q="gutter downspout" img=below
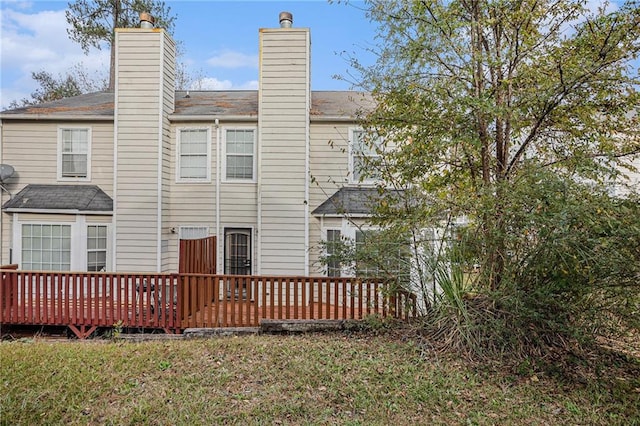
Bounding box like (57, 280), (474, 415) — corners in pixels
(256, 34), (263, 275)
(156, 33), (165, 273)
(112, 36), (120, 271)
(304, 29), (310, 276)
(215, 119), (221, 273)
(0, 119), (3, 265)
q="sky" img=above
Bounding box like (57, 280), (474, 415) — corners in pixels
(0, 0), (378, 110)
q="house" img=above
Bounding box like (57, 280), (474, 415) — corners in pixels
(0, 12), (377, 277)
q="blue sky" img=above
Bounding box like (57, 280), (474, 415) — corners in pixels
(0, 1), (378, 109)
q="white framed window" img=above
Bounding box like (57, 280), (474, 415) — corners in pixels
(177, 128), (211, 182)
(354, 228), (411, 280)
(349, 128), (381, 184)
(14, 217), (112, 272)
(223, 128), (256, 182)
(179, 225), (209, 240)
(87, 225), (108, 271)
(325, 229), (342, 277)
(324, 221), (409, 280)
(355, 229), (382, 278)
(21, 224), (72, 271)
(58, 127), (91, 180)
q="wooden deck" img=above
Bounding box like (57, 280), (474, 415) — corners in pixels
(1, 269), (417, 338)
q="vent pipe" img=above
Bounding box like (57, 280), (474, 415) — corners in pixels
(139, 12), (155, 29)
(279, 11), (293, 28)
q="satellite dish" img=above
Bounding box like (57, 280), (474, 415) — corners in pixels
(0, 164), (15, 183)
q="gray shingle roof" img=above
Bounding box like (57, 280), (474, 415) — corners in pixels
(3, 185), (113, 213)
(0, 92), (115, 118)
(312, 187), (385, 216)
(0, 91), (373, 119)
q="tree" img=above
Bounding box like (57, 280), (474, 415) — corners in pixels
(345, 0), (640, 353)
(66, 0), (176, 90)
(8, 65), (107, 108)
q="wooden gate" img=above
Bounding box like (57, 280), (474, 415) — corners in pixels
(179, 236), (217, 274)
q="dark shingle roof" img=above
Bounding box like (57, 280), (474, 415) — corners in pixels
(312, 187), (384, 216)
(0, 91), (373, 119)
(3, 185), (113, 213)
(173, 90), (258, 116)
(0, 92), (115, 117)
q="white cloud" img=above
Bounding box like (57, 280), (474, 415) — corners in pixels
(191, 77), (233, 90)
(190, 77), (258, 91)
(239, 80), (259, 90)
(0, 7), (109, 109)
(206, 50), (258, 69)
(0, 87), (27, 108)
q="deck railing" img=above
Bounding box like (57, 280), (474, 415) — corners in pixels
(179, 274), (416, 328)
(0, 271), (180, 338)
(1, 269), (417, 338)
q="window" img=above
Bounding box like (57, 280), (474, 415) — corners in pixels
(224, 129), (255, 181)
(355, 229), (410, 280)
(326, 229), (342, 277)
(87, 225), (107, 271)
(179, 226), (209, 240)
(59, 127), (90, 179)
(177, 128), (210, 181)
(350, 129), (381, 184)
(355, 230), (378, 277)
(21, 224), (71, 271)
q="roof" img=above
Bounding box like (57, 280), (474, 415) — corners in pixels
(0, 90), (373, 120)
(0, 92), (115, 118)
(3, 184), (113, 213)
(312, 187), (385, 216)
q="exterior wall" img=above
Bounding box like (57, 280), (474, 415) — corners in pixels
(166, 121), (216, 271)
(114, 28), (174, 272)
(258, 27), (310, 275)
(308, 122), (352, 275)
(615, 155), (640, 196)
(0, 120), (114, 266)
(164, 120), (259, 273)
(630, 156), (640, 191)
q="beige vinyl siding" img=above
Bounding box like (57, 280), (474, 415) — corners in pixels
(16, 213), (76, 222)
(164, 122), (216, 271)
(0, 121), (114, 264)
(16, 214), (112, 224)
(160, 32), (175, 271)
(220, 184), (257, 223)
(258, 28), (309, 275)
(0, 121), (114, 193)
(114, 28), (173, 272)
(308, 123), (352, 274)
(164, 120), (260, 272)
(87, 216), (113, 224)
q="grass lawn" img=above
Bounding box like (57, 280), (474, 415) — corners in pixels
(1, 332), (639, 425)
